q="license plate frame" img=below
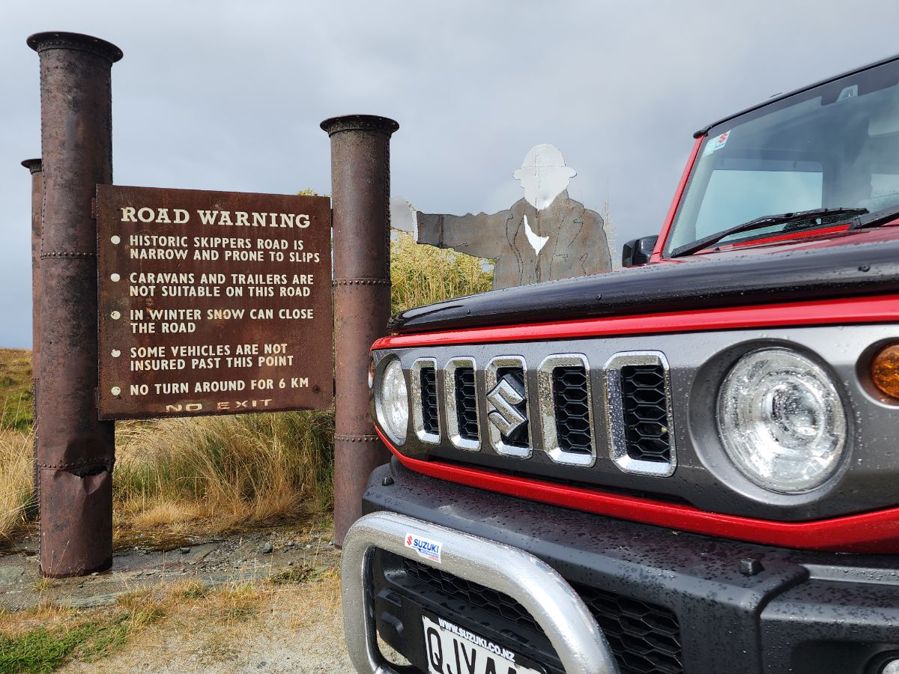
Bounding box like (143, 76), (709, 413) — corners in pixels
(421, 611), (546, 674)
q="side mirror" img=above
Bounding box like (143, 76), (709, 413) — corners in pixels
(622, 236), (658, 267)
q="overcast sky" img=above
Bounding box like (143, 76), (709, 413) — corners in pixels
(2, 1), (898, 347)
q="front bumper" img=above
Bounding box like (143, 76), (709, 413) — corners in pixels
(354, 458), (899, 674)
(343, 511), (617, 674)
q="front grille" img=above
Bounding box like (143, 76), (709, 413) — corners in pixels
(403, 558), (535, 629)
(579, 585), (682, 674)
(552, 366), (592, 454)
(398, 555), (683, 674)
(621, 363), (670, 463)
(424, 350), (673, 473)
(454, 367), (479, 441)
(419, 367), (439, 435)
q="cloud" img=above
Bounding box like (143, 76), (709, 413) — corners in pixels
(2, 0), (898, 346)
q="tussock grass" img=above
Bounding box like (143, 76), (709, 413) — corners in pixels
(114, 410), (334, 541)
(170, 579), (210, 600)
(391, 233), (493, 313)
(0, 236), (492, 542)
(0, 411), (335, 543)
(0, 429), (33, 541)
(0, 349), (37, 541)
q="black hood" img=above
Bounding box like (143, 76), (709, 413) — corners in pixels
(389, 237), (899, 334)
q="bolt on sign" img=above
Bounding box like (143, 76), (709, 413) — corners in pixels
(96, 185), (333, 419)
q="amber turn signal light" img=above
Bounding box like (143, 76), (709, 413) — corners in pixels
(871, 344), (899, 400)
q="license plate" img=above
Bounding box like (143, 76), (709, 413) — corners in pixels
(421, 613), (544, 674)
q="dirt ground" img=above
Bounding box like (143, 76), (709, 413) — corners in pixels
(0, 522), (355, 673)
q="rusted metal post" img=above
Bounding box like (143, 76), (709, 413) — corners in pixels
(28, 32), (122, 577)
(22, 158), (42, 519)
(321, 115), (398, 546)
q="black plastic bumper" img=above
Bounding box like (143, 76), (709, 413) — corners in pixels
(362, 458), (899, 674)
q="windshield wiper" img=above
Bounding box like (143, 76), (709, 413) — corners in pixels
(669, 207), (868, 258)
(850, 205), (899, 230)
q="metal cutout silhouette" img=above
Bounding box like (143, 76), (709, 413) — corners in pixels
(417, 144), (612, 289)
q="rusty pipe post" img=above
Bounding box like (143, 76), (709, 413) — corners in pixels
(28, 32), (122, 577)
(321, 115), (398, 546)
(22, 158), (42, 520)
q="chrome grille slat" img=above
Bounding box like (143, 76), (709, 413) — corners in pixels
(538, 354), (597, 467)
(444, 357), (480, 451)
(420, 368), (439, 435)
(454, 368), (479, 441)
(604, 351), (676, 477)
(410, 358), (439, 444)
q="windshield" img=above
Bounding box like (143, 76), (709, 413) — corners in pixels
(665, 58), (899, 255)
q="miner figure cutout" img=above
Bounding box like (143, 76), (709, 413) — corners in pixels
(416, 144), (612, 289)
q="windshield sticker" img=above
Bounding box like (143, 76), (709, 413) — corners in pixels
(703, 130), (731, 156)
(405, 532), (442, 563)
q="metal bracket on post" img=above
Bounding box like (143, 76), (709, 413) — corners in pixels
(28, 32), (122, 577)
(321, 115), (399, 546)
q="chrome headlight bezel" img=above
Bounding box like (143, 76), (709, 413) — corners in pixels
(374, 356), (409, 446)
(716, 347), (848, 494)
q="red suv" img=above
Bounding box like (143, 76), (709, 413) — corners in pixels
(343, 55), (899, 674)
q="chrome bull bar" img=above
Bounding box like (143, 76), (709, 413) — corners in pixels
(341, 511), (619, 674)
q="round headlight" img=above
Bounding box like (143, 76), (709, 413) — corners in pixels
(376, 359), (409, 444)
(717, 348), (847, 493)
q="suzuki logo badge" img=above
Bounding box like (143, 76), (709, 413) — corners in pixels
(486, 375), (527, 437)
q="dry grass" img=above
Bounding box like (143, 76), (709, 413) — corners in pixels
(0, 601), (77, 638)
(391, 232), (493, 313)
(0, 349), (37, 541)
(0, 571), (344, 673)
(113, 410), (334, 543)
(0, 411), (335, 544)
(0, 410), (335, 544)
(0, 429), (33, 542)
(51, 570), (346, 672)
(0, 592), (166, 673)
